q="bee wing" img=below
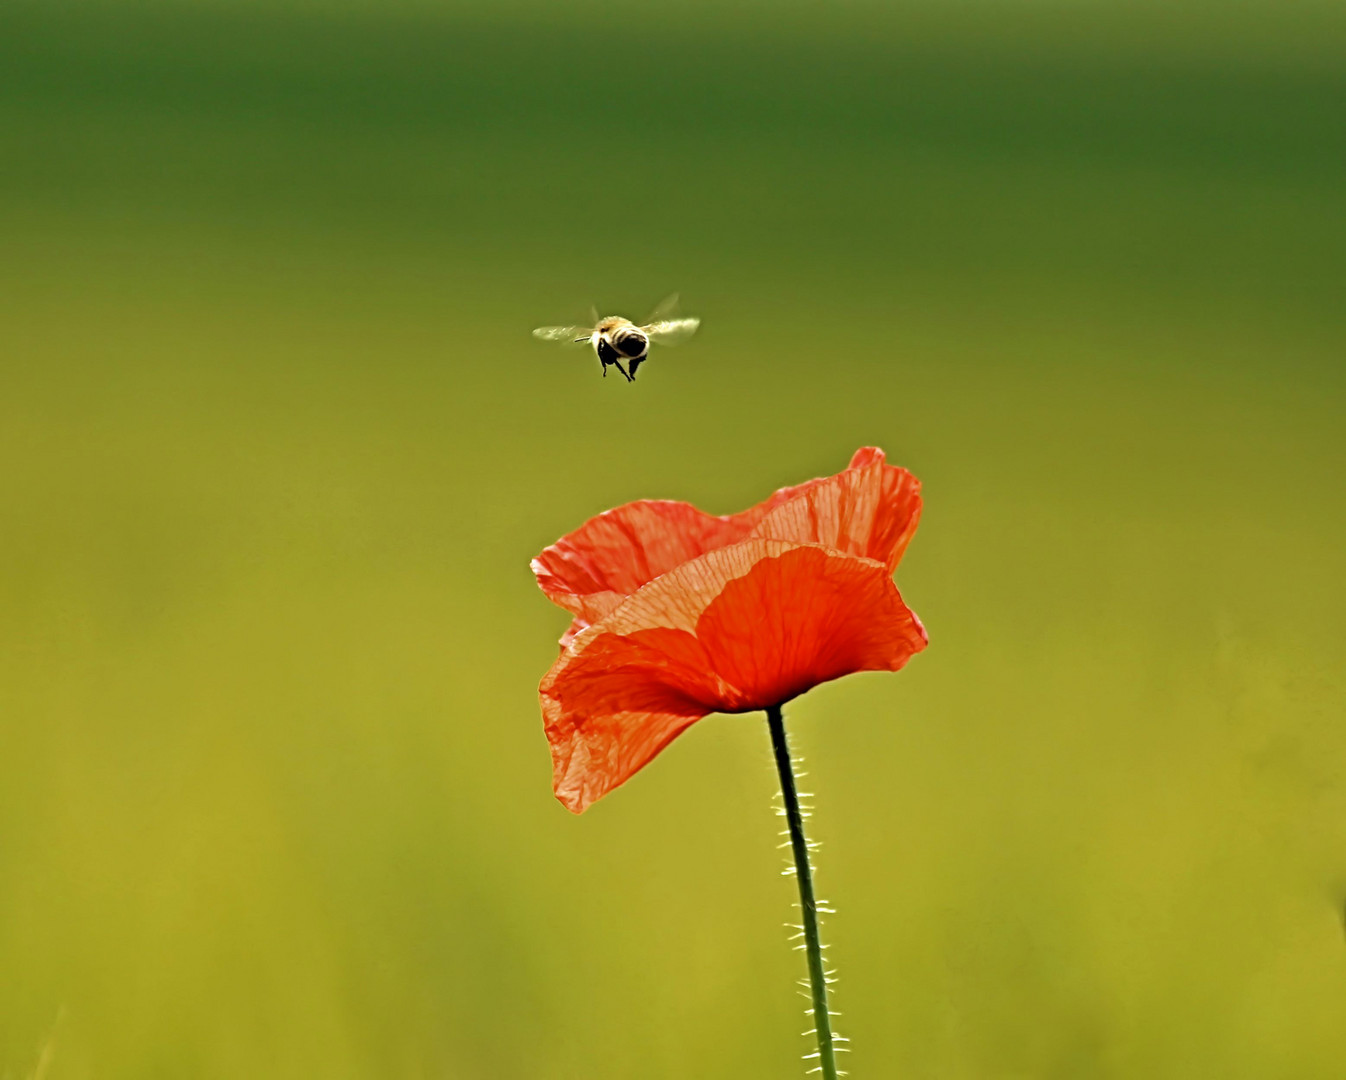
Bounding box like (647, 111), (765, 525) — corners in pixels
(643, 316), (700, 345)
(646, 293), (682, 322)
(532, 325), (594, 346)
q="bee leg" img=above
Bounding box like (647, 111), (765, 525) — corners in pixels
(613, 359), (632, 382)
(597, 338), (619, 380)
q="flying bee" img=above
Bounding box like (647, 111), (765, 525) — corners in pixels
(532, 294), (700, 381)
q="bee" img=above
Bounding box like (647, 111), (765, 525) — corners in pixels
(532, 294), (700, 381)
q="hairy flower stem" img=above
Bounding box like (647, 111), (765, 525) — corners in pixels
(766, 703), (840, 1080)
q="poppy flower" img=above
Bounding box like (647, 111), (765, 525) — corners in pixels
(533, 447), (926, 813)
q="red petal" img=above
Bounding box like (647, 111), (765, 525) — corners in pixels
(540, 539), (926, 812)
(532, 448), (922, 649)
(540, 629), (724, 813)
(695, 544), (926, 705)
(750, 449), (922, 571)
(532, 500), (754, 631)
(847, 446), (887, 469)
(530, 482), (836, 644)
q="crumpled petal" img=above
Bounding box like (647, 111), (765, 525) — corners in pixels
(541, 539), (927, 812)
(531, 500), (755, 636)
(531, 447), (917, 644)
(749, 449), (922, 571)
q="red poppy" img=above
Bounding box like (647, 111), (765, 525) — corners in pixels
(533, 448), (927, 812)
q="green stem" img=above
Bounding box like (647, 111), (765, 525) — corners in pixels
(766, 703), (840, 1080)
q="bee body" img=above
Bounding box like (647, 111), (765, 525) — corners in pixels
(533, 296), (699, 382)
(593, 318), (651, 378)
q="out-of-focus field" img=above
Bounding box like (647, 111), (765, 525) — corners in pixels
(1, 2), (1344, 1076)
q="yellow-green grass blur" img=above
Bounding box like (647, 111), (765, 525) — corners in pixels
(2, 1), (1344, 1076)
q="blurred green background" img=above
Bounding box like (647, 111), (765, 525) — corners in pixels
(2, 1), (1345, 1076)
